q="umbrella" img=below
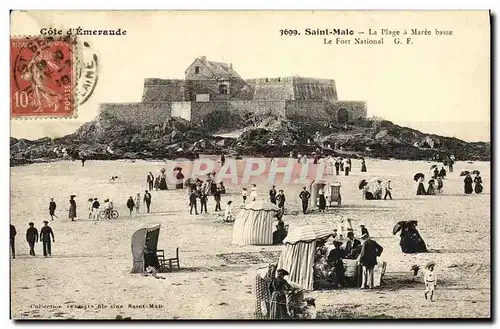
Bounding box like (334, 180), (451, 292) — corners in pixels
(430, 164), (438, 170)
(358, 179), (368, 190)
(413, 173), (425, 181)
(392, 221), (407, 235)
(70, 194), (76, 198)
(460, 170), (470, 176)
(283, 223), (335, 244)
(472, 170), (480, 175)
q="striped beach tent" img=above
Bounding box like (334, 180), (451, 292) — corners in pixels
(232, 200), (279, 246)
(277, 223), (335, 290)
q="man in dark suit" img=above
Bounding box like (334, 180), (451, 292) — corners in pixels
(10, 224), (17, 259)
(358, 233), (383, 289)
(344, 231), (361, 258)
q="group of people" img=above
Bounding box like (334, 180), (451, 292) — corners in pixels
(463, 172), (483, 195)
(187, 173), (230, 220)
(362, 179), (393, 200)
(10, 221), (55, 258)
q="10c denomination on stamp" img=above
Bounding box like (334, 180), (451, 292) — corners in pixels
(10, 36), (76, 118)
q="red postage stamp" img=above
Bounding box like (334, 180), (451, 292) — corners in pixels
(10, 36), (76, 118)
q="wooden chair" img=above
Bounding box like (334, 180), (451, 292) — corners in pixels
(157, 248), (180, 272)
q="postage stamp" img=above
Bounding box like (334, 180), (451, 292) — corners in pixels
(10, 36), (76, 119)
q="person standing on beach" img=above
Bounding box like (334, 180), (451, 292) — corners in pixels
(276, 190), (286, 213)
(91, 198), (100, 220)
(299, 187), (311, 214)
(40, 221), (55, 257)
(26, 222), (38, 256)
(383, 180), (393, 200)
(335, 159), (340, 175)
(135, 193), (141, 214)
(10, 224), (16, 259)
(424, 261), (437, 302)
(242, 187), (248, 204)
(250, 184), (258, 202)
(49, 198), (58, 220)
(361, 158), (367, 172)
(69, 195), (77, 221)
(199, 190), (208, 214)
(358, 233), (383, 289)
(126, 197), (135, 217)
(189, 189), (198, 215)
(147, 172), (154, 191)
(269, 186), (277, 204)
(143, 190), (152, 213)
(221, 154), (226, 167)
(214, 188), (222, 212)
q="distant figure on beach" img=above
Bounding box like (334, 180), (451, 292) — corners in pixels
(399, 221), (428, 254)
(242, 187), (248, 204)
(126, 197), (135, 217)
(109, 176), (119, 182)
(143, 190), (152, 213)
(269, 185), (277, 204)
(359, 233), (383, 289)
(464, 174), (473, 194)
(221, 154), (226, 167)
(424, 261), (437, 302)
(474, 174), (483, 194)
(436, 177), (444, 194)
(87, 198), (93, 219)
(374, 181), (383, 200)
(92, 198), (100, 220)
(273, 220), (287, 245)
(214, 188), (222, 212)
(154, 176), (160, 191)
(26, 222), (38, 256)
(250, 184), (258, 202)
(147, 172), (154, 191)
(448, 155), (455, 173)
(189, 190), (198, 215)
(69, 195), (77, 221)
(416, 177), (426, 195)
(433, 167), (439, 179)
(426, 180), (436, 195)
(335, 159), (340, 175)
(276, 190), (286, 213)
(339, 157), (344, 172)
(299, 187), (311, 214)
(224, 201), (233, 222)
(10, 224), (16, 259)
(158, 172), (168, 190)
(344, 158), (351, 176)
(81, 158), (86, 167)
(199, 190), (208, 214)
(40, 221), (55, 257)
(383, 180), (392, 200)
(318, 189), (326, 212)
(361, 158), (367, 172)
(49, 198), (58, 220)
(219, 181), (226, 194)
(439, 167), (446, 178)
(135, 193), (141, 214)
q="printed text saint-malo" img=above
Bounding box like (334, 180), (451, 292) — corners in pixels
(305, 28), (355, 36)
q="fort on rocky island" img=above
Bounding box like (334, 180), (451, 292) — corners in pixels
(99, 56), (367, 128)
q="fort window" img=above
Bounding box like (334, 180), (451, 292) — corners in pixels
(195, 66), (200, 74)
(219, 84), (228, 95)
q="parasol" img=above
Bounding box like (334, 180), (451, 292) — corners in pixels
(392, 221), (407, 235)
(472, 170), (480, 175)
(160, 168), (166, 173)
(460, 170), (470, 176)
(413, 173), (425, 182)
(358, 179), (368, 190)
(430, 164), (438, 170)
(70, 194), (76, 198)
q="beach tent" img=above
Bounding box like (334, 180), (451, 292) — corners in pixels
(277, 223), (335, 290)
(232, 200), (279, 246)
(309, 180), (327, 209)
(131, 225), (161, 273)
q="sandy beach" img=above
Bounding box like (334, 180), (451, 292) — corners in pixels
(10, 158), (490, 319)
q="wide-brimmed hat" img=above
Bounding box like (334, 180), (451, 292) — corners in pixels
(29, 222), (34, 226)
(43, 221), (49, 224)
(425, 261), (436, 269)
(277, 269), (289, 276)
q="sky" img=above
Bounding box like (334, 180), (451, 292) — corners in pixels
(10, 10), (490, 142)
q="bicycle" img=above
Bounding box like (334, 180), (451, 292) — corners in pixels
(99, 209), (119, 220)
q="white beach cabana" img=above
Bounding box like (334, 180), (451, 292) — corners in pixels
(232, 200), (279, 246)
(276, 223), (335, 290)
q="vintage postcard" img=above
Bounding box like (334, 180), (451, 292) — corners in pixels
(9, 10), (491, 320)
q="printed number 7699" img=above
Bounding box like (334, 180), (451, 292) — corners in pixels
(280, 29), (299, 36)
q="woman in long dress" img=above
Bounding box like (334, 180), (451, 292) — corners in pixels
(464, 174), (473, 194)
(254, 264), (276, 319)
(361, 158), (367, 172)
(416, 177), (426, 195)
(269, 269), (292, 319)
(474, 175), (483, 194)
(426, 180), (436, 195)
(318, 189), (327, 211)
(68, 195), (77, 221)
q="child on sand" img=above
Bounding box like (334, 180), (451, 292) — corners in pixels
(242, 188), (248, 204)
(224, 201), (233, 222)
(424, 261), (437, 301)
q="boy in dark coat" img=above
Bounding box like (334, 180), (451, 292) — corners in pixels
(40, 221), (55, 257)
(26, 222), (39, 256)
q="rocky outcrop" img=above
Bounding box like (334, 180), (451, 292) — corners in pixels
(10, 115), (490, 166)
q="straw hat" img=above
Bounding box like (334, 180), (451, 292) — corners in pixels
(425, 261), (436, 269)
